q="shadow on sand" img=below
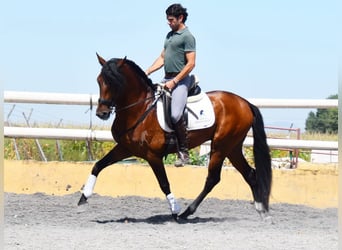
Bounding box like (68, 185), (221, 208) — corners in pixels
(92, 214), (234, 225)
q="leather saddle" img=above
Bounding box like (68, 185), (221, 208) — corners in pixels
(161, 75), (201, 128)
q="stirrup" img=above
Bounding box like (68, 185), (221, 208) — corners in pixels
(174, 152), (189, 167)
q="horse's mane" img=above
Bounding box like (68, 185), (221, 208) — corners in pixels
(124, 59), (156, 90)
(101, 59), (124, 88)
(102, 58), (156, 91)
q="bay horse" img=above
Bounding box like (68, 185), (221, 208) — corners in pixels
(78, 54), (272, 220)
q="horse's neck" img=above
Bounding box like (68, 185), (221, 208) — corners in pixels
(116, 83), (152, 112)
(112, 86), (154, 140)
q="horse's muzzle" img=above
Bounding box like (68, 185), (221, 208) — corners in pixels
(96, 110), (111, 120)
(97, 98), (113, 120)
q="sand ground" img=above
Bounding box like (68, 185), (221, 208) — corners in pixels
(4, 160), (338, 249)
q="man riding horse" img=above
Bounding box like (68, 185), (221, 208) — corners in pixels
(145, 4), (196, 167)
(78, 3), (272, 221)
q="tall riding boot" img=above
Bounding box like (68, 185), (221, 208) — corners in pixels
(173, 117), (189, 167)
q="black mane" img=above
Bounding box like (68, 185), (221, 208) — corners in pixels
(124, 59), (156, 90)
(101, 58), (125, 91)
(102, 58), (156, 91)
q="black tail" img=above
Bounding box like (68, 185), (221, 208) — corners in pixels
(249, 103), (272, 211)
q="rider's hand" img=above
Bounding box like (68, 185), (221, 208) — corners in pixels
(164, 79), (177, 91)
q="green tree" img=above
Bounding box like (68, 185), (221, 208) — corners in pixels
(305, 94), (338, 133)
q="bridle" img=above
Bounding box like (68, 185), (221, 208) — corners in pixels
(98, 98), (115, 112)
(98, 87), (165, 140)
(98, 95), (155, 114)
(97, 57), (166, 138)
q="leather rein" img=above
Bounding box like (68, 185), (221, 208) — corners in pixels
(98, 89), (164, 139)
(98, 95), (155, 113)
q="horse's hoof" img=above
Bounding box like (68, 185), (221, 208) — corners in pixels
(263, 214), (274, 224)
(172, 214), (178, 221)
(77, 194), (88, 206)
(259, 211), (274, 224)
(178, 212), (189, 220)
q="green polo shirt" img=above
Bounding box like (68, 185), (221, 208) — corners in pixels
(164, 27), (196, 73)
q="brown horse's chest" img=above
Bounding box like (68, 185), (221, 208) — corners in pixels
(112, 117), (165, 149)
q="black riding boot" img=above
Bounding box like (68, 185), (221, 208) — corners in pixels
(173, 117), (189, 167)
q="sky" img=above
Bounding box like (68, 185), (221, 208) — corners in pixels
(1, 0), (338, 131)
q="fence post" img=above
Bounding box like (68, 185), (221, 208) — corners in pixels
(56, 119), (63, 161)
(6, 105), (20, 160)
(22, 110), (47, 162)
(85, 95), (94, 161)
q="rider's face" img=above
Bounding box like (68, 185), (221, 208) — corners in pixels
(167, 15), (183, 31)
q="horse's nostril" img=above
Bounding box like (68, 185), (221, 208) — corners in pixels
(96, 111), (110, 120)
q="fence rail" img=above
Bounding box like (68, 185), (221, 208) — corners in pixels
(4, 91), (338, 151)
(4, 91), (338, 108)
(4, 126), (338, 151)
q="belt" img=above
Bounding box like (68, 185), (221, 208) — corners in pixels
(165, 72), (179, 78)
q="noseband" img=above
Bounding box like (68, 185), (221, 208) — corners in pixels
(98, 98), (115, 111)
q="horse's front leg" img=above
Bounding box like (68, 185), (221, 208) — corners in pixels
(78, 145), (132, 205)
(148, 158), (181, 218)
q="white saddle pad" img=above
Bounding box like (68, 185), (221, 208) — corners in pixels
(156, 92), (215, 132)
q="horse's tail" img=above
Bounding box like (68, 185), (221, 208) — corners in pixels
(249, 103), (272, 211)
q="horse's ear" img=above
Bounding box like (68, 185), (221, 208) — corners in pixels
(117, 56), (127, 68)
(96, 53), (106, 66)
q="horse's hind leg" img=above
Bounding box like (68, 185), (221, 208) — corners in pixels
(227, 145), (265, 213)
(179, 152), (224, 219)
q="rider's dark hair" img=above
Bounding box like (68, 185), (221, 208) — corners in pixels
(166, 4), (188, 23)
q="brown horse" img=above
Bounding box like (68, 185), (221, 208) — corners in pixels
(78, 54), (272, 220)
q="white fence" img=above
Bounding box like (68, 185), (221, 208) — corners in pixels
(3, 126), (338, 151)
(4, 90), (338, 108)
(4, 91), (338, 151)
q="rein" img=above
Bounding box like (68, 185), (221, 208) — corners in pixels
(119, 96), (160, 137)
(115, 96), (155, 112)
(98, 95), (154, 113)
(115, 92), (162, 139)
(109, 88), (165, 139)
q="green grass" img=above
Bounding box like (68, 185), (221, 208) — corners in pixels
(301, 132), (338, 141)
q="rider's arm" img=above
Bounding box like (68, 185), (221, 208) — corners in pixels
(165, 51), (196, 90)
(145, 49), (165, 76)
(173, 51), (196, 84)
